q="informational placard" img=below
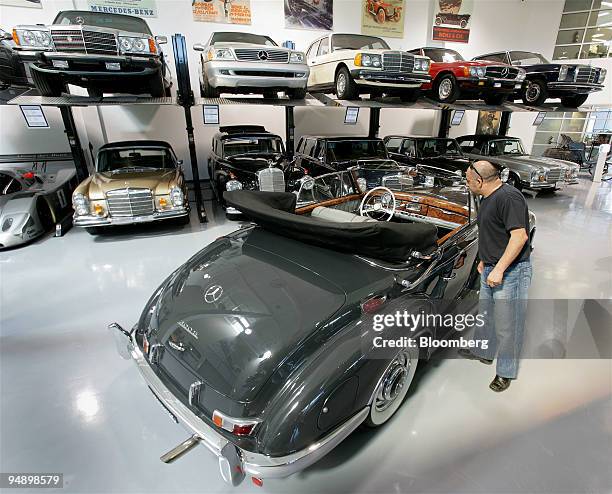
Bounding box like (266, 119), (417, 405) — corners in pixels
(344, 107), (360, 125)
(20, 105), (49, 128)
(285, 0), (333, 31)
(193, 0), (251, 25)
(451, 110), (465, 126)
(87, 0), (157, 17)
(203, 105), (220, 125)
(0, 0), (42, 8)
(432, 0), (474, 44)
(361, 0), (405, 38)
(533, 112), (547, 126)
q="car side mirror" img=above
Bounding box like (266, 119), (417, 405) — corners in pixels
(193, 43), (206, 52)
(155, 35), (168, 45)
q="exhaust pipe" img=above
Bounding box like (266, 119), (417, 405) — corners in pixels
(160, 434), (201, 464)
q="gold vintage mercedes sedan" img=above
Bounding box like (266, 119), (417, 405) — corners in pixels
(72, 141), (189, 234)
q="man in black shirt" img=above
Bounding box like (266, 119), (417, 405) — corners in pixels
(460, 160), (532, 392)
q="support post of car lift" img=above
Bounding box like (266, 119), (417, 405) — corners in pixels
(285, 106), (295, 159)
(369, 107), (381, 138)
(499, 111), (512, 136)
(59, 105), (89, 183)
(173, 33), (207, 223)
(438, 108), (452, 138)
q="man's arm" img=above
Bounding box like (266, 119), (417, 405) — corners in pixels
(486, 228), (528, 287)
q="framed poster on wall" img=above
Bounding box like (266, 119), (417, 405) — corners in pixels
(361, 0), (405, 39)
(285, 0), (333, 31)
(476, 110), (501, 135)
(87, 0), (157, 17)
(0, 0), (42, 8)
(432, 0), (474, 43)
(193, 0), (251, 25)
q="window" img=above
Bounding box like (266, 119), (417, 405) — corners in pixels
(554, 0), (611, 59)
(97, 147), (175, 172)
(331, 34), (390, 51)
(53, 10), (151, 34)
(509, 51), (550, 65)
(223, 137), (284, 157)
(384, 137), (403, 153)
(475, 53), (509, 64)
(423, 48), (464, 63)
(403, 140), (416, 157)
(303, 138), (316, 157)
(531, 111), (589, 156)
(307, 40), (321, 61)
(317, 39), (330, 57)
(416, 138), (463, 157)
(210, 32), (277, 46)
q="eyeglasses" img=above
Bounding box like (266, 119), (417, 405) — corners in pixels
(469, 163), (499, 181)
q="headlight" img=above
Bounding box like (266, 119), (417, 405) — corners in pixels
(357, 177), (367, 193)
(470, 67), (486, 78)
(170, 186), (184, 207)
(119, 36), (154, 54)
(13, 29), (53, 49)
(558, 65), (569, 81)
(362, 54), (373, 67)
(289, 52), (304, 63)
(424, 176), (435, 187)
(500, 168), (510, 182)
(72, 193), (90, 216)
(530, 169), (547, 182)
(598, 68), (607, 83)
(355, 53), (381, 68)
(414, 58), (429, 72)
(225, 180), (242, 191)
(208, 47), (234, 61)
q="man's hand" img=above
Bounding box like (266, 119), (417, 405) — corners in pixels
(486, 266), (504, 287)
(477, 260), (484, 274)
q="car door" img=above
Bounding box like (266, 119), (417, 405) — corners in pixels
(306, 39), (322, 88)
(308, 36), (334, 89)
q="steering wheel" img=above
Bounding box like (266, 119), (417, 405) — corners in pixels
(359, 187), (397, 222)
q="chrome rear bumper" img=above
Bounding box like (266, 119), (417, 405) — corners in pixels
(112, 324), (368, 486)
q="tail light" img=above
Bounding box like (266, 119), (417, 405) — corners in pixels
(212, 410), (260, 436)
(361, 295), (387, 314)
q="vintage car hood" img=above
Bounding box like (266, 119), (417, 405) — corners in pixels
(494, 154), (568, 170)
(225, 154), (285, 174)
(85, 169), (175, 199)
(147, 228), (348, 403)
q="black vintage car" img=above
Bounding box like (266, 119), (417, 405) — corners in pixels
(111, 167), (492, 486)
(473, 50), (606, 107)
(294, 135), (396, 177)
(11, 10), (171, 97)
(208, 125), (304, 218)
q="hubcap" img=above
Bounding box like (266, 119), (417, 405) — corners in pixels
(526, 82), (540, 102)
(337, 73), (347, 96)
(439, 78), (453, 99)
(375, 352), (410, 412)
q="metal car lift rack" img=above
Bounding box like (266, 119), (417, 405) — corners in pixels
(4, 34), (606, 226)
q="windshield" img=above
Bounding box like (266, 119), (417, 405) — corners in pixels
(488, 139), (526, 156)
(332, 34), (389, 50)
(424, 48), (464, 63)
(326, 140), (388, 162)
(417, 138), (463, 157)
(296, 170), (357, 207)
(211, 32), (277, 46)
(223, 137), (284, 157)
(53, 11), (151, 34)
(97, 147), (175, 173)
(510, 51), (549, 65)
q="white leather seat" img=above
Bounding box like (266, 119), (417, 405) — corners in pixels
(311, 206), (377, 223)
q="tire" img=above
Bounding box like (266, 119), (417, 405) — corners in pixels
(560, 94), (588, 108)
(432, 74), (459, 103)
(31, 69), (66, 97)
(86, 227), (102, 236)
(460, 19), (468, 28)
(435, 15), (442, 25)
(335, 66), (358, 100)
(201, 73), (220, 98)
(483, 93), (508, 106)
(148, 73), (165, 97)
(365, 347), (418, 427)
(522, 79), (548, 106)
(400, 89), (420, 103)
(507, 173), (522, 191)
(287, 87), (307, 99)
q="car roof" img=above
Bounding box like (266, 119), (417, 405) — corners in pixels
(99, 140), (172, 149)
(457, 134), (519, 141)
(300, 135), (383, 141)
(385, 135), (456, 139)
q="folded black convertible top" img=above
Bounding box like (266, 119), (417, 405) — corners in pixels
(224, 191), (438, 262)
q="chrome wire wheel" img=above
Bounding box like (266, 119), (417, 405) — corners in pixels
(367, 348), (418, 427)
(439, 78), (453, 100)
(526, 82), (541, 102)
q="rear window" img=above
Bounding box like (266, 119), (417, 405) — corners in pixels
(53, 11), (151, 34)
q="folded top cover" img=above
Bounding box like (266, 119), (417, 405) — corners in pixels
(224, 190), (438, 262)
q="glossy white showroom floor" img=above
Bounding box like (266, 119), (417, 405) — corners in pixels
(1, 178), (611, 494)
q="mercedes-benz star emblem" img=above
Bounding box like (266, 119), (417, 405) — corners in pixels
(204, 285), (223, 303)
(67, 36), (73, 43)
(501, 67), (509, 78)
(258, 50), (268, 61)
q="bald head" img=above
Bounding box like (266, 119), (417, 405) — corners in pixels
(472, 160), (500, 182)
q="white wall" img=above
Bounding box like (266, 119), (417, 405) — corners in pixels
(2, 0), (607, 179)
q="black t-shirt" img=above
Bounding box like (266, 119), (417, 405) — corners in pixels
(477, 183), (530, 266)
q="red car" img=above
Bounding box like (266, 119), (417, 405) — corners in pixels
(408, 47), (526, 105)
(365, 0), (401, 23)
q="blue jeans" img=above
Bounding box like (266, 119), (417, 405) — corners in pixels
(471, 260), (532, 379)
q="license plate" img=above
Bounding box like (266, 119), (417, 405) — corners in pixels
(494, 82), (501, 88)
(149, 387), (179, 424)
(105, 62), (121, 71)
(515, 84), (522, 89)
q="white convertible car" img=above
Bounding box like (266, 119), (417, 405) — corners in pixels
(306, 33), (431, 101)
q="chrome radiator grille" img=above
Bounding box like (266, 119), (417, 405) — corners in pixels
(234, 48), (289, 63)
(485, 66), (520, 79)
(51, 29), (118, 55)
(382, 52), (415, 73)
(106, 188), (154, 217)
(546, 167), (564, 183)
(575, 67), (598, 84)
(257, 167), (285, 192)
